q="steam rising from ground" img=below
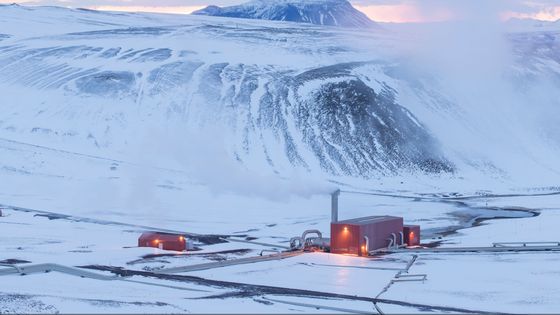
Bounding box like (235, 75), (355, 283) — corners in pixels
(123, 122), (335, 204)
(173, 125), (336, 200)
(389, 0), (560, 181)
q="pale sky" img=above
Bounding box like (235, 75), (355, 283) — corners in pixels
(1, 0), (559, 23)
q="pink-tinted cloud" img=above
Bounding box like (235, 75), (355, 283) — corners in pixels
(505, 5), (560, 21)
(354, 3), (452, 23)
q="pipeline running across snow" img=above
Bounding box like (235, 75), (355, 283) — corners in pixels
(80, 264), (507, 314)
(0, 260), (507, 314)
(0, 263), (209, 292)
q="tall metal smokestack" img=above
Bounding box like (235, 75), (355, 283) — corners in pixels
(331, 189), (340, 223)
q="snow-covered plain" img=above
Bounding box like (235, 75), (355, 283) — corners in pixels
(2, 192), (560, 313)
(0, 3), (560, 314)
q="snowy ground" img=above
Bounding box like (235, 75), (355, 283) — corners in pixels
(2, 167), (559, 313)
(1, 4), (560, 314)
(1, 121), (559, 313)
(2, 115), (558, 313)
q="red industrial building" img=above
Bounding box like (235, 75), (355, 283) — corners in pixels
(138, 232), (189, 251)
(331, 216), (404, 256)
(404, 225), (420, 246)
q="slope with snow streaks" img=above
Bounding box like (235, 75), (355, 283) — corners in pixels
(292, 64), (451, 175)
(0, 17), (450, 178)
(1, 5), (559, 183)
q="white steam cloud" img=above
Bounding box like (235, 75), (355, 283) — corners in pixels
(121, 120), (335, 204)
(391, 0), (560, 182)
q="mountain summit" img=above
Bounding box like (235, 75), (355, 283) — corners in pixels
(192, 0), (378, 28)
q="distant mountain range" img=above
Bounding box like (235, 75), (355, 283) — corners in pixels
(192, 0), (378, 28)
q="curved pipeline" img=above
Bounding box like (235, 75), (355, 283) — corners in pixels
(0, 263), (118, 280)
(0, 263), (209, 292)
(290, 237), (303, 250)
(301, 230), (322, 242)
(386, 237), (394, 249)
(390, 233), (397, 249)
(0, 263), (22, 273)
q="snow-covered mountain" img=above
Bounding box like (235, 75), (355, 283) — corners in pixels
(0, 4), (558, 188)
(0, 4), (451, 180)
(192, 0), (378, 28)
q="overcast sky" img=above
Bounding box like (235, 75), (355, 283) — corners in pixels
(1, 0), (559, 22)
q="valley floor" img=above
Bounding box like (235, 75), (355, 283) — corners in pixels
(1, 138), (560, 314)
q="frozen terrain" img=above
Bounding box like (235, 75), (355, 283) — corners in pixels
(0, 3), (560, 314)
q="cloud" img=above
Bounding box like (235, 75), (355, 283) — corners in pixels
(505, 4), (560, 21)
(383, 0), (560, 179)
(355, 0), (560, 23)
(354, 3), (451, 23)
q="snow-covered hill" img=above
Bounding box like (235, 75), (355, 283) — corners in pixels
(0, 4), (558, 189)
(0, 4), (451, 180)
(192, 0), (378, 28)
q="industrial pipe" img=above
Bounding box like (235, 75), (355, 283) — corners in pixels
(0, 263), (22, 273)
(301, 230), (322, 242)
(399, 231), (405, 247)
(331, 189), (340, 223)
(260, 249), (281, 256)
(363, 236), (370, 254)
(390, 233), (397, 249)
(301, 230), (324, 249)
(291, 238), (301, 249)
(0, 263), (118, 280)
(289, 237), (303, 250)
(305, 237), (330, 250)
(387, 237), (394, 249)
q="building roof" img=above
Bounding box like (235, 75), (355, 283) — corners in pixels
(335, 216), (402, 226)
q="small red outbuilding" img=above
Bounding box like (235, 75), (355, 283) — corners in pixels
(138, 232), (188, 251)
(403, 225), (421, 246)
